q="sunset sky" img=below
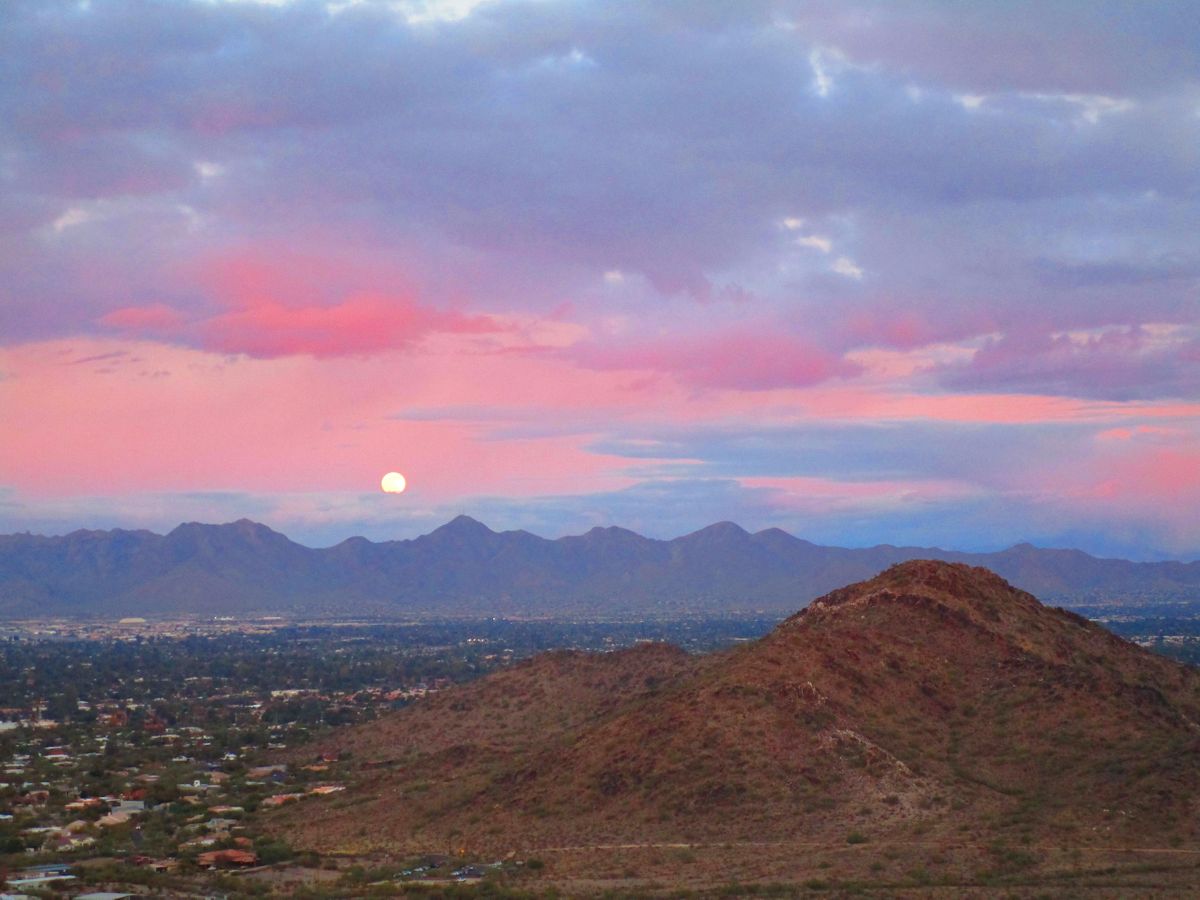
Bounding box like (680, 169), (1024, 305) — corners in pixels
(2, 0), (1198, 558)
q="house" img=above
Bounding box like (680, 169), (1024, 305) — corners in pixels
(178, 780), (218, 794)
(197, 848), (258, 868)
(50, 832), (95, 851)
(65, 797), (105, 811)
(4, 877), (75, 890)
(178, 835), (218, 850)
(261, 793), (304, 808)
(6, 864), (76, 889)
(16, 863), (73, 878)
(308, 784), (345, 795)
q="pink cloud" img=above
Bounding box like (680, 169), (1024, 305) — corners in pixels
(1077, 447), (1200, 554)
(842, 309), (963, 350)
(100, 250), (499, 359)
(202, 291), (494, 359)
(740, 475), (980, 512)
(101, 303), (187, 332)
(1095, 424), (1186, 442)
(0, 337), (662, 499)
(4, 329), (1197, 552)
(1084, 449), (1200, 504)
(576, 331), (863, 391)
(791, 383), (1200, 427)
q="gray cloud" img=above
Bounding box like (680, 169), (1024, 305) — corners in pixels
(2, 0), (1197, 356)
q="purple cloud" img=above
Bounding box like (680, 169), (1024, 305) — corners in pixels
(936, 326), (1200, 401)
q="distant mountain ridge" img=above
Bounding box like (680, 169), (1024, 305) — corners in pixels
(1, 515), (1198, 618)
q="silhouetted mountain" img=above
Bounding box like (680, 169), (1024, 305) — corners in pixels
(274, 562), (1200, 863)
(1, 517), (1198, 617)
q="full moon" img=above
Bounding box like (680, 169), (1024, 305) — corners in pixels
(380, 471), (407, 494)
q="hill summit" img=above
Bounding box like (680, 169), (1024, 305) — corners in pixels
(274, 561), (1200, 870)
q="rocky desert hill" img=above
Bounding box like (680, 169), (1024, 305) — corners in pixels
(273, 561), (1200, 881)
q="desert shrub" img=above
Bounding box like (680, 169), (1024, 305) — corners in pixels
(255, 836), (295, 865)
(905, 866), (933, 885)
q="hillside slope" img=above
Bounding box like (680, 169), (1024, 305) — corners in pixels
(273, 561), (1200, 860)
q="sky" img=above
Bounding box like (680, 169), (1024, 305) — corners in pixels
(1, 0), (1198, 559)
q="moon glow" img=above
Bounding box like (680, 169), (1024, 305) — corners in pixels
(380, 471), (407, 494)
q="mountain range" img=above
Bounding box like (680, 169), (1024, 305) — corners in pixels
(271, 561), (1200, 888)
(2, 516), (1199, 618)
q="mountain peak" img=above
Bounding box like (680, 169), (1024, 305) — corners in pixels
(229, 518), (284, 536)
(167, 519), (286, 542)
(581, 525), (644, 540)
(429, 515), (494, 538)
(682, 521), (750, 541)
